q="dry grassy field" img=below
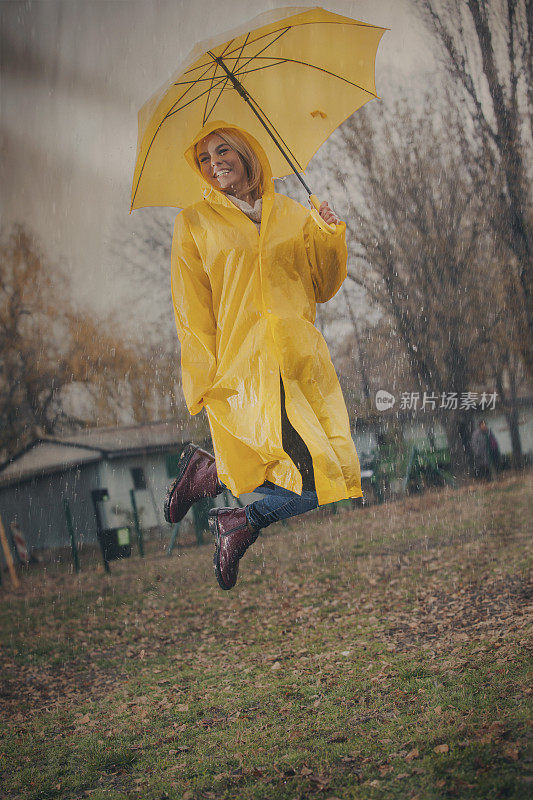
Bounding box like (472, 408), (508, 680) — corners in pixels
(1, 472), (531, 799)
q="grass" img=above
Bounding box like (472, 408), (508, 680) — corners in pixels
(0, 472), (531, 799)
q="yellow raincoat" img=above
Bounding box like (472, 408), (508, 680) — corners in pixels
(171, 121), (361, 506)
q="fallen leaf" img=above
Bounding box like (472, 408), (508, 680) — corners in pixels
(327, 733), (347, 743)
(271, 661), (282, 670)
(249, 768), (264, 777)
(405, 748), (419, 762)
(503, 745), (519, 761)
(434, 744), (449, 754)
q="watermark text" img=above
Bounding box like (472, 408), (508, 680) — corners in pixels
(375, 390), (498, 412)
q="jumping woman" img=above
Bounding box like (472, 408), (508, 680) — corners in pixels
(164, 121), (362, 590)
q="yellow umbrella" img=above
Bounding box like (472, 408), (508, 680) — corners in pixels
(131, 5), (386, 211)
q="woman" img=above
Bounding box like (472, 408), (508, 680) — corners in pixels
(164, 120), (362, 590)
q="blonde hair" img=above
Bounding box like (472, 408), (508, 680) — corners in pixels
(196, 128), (264, 202)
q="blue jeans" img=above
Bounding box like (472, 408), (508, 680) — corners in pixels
(243, 483), (318, 530)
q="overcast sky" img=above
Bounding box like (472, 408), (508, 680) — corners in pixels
(1, 0), (437, 322)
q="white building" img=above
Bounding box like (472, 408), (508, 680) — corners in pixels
(0, 420), (209, 553)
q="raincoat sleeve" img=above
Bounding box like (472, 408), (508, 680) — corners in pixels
(171, 212), (217, 415)
(303, 211), (348, 303)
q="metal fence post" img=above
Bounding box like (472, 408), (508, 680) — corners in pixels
(402, 445), (417, 494)
(129, 489), (145, 557)
(0, 515), (19, 587)
(62, 499), (80, 573)
(167, 523), (180, 556)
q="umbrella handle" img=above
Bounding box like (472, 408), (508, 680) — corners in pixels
(309, 194), (337, 233)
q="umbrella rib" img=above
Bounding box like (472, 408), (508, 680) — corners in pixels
(203, 61), (223, 125)
(205, 43), (305, 172)
(177, 39), (235, 84)
(174, 74), (234, 86)
(201, 31), (249, 121)
(203, 77), (230, 125)
(185, 19), (384, 75)
(186, 26), (290, 77)
(173, 60), (288, 89)
(131, 61), (222, 208)
(244, 90), (305, 172)
(232, 31), (251, 74)
(232, 61), (287, 77)
(228, 27), (291, 75)
(169, 58), (218, 109)
(237, 56), (378, 96)
(200, 35), (235, 122)
(174, 73), (258, 86)
(201, 32), (258, 125)
(174, 43), (285, 86)
(202, 35), (250, 124)
(166, 77), (229, 117)
(218, 37), (237, 60)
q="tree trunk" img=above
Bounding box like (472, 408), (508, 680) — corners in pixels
(342, 285), (372, 402)
(505, 405), (524, 469)
(495, 361), (524, 469)
(443, 413), (473, 477)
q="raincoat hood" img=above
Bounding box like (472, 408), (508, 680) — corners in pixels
(184, 120), (274, 204)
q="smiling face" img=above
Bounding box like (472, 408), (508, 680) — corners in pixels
(196, 133), (250, 200)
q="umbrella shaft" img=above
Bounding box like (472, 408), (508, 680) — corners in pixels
(213, 55), (313, 196)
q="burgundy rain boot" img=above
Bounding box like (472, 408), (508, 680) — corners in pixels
(209, 507), (260, 591)
(164, 444), (221, 524)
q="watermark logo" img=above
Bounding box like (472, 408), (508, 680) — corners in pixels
(375, 390), (396, 411)
(375, 390), (498, 412)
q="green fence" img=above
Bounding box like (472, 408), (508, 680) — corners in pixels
(369, 443), (456, 503)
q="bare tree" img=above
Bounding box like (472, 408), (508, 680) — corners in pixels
(420, 0), (533, 371)
(483, 256), (529, 466)
(0, 225), (188, 460)
(324, 101), (519, 473)
(111, 207), (176, 340)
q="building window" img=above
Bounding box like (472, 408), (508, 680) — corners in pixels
(166, 453), (181, 478)
(131, 467), (147, 490)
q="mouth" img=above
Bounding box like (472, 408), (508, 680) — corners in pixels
(214, 169), (231, 180)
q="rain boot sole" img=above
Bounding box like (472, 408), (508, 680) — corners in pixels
(163, 443), (199, 524)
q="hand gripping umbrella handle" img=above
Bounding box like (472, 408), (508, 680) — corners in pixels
(309, 194), (337, 233)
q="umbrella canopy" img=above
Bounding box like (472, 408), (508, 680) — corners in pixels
(131, 6), (386, 210)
